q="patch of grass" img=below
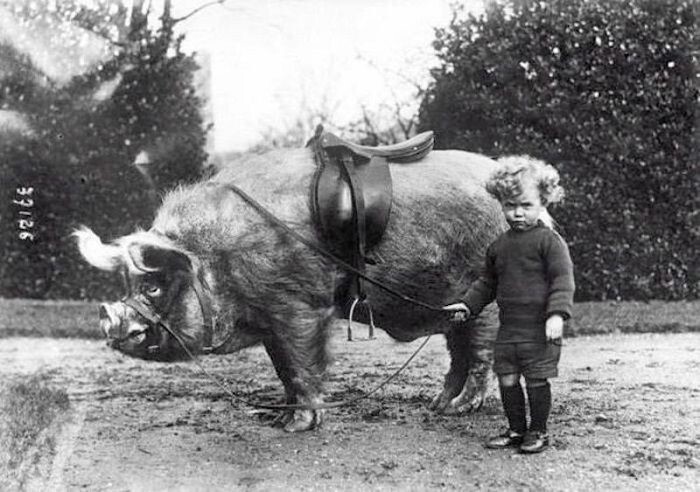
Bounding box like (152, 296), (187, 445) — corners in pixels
(0, 298), (101, 339)
(0, 375), (70, 489)
(568, 301), (700, 337)
(0, 298), (697, 340)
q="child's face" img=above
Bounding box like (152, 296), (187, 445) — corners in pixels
(501, 182), (544, 231)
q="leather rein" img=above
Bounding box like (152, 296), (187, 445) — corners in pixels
(219, 183), (445, 313)
(118, 182), (448, 411)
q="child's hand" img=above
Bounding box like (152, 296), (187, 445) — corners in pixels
(546, 314), (564, 341)
(443, 303), (471, 322)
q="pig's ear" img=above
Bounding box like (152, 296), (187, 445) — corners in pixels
(127, 243), (192, 274)
(73, 227), (124, 271)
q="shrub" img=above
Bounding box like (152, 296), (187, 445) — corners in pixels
(419, 0), (698, 300)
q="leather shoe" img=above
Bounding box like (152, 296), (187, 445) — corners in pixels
(520, 430), (550, 453)
(485, 429), (524, 449)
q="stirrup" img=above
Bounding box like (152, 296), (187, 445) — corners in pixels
(347, 297), (376, 341)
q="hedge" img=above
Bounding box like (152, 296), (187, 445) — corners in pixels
(419, 0), (698, 300)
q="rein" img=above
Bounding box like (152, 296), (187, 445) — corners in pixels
(164, 320), (432, 411)
(121, 275), (434, 411)
(123, 182), (451, 411)
(218, 183), (446, 313)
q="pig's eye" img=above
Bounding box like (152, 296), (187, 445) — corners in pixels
(142, 283), (162, 297)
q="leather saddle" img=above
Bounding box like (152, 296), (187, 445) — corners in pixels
(307, 125), (434, 315)
(317, 130), (435, 164)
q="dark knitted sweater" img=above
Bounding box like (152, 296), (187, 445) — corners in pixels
(463, 223), (575, 343)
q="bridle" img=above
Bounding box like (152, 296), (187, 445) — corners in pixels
(115, 267), (218, 357)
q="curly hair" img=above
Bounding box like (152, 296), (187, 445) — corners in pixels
(485, 155), (565, 206)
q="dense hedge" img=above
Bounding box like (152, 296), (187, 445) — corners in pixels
(419, 0), (698, 300)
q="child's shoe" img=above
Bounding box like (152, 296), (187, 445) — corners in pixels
(485, 429), (524, 449)
(519, 430), (549, 453)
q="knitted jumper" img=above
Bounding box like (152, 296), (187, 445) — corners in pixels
(463, 223), (575, 343)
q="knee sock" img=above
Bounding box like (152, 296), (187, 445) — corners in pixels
(499, 383), (527, 433)
(526, 382), (551, 433)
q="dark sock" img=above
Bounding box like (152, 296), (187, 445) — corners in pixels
(500, 384), (527, 433)
(527, 382), (551, 433)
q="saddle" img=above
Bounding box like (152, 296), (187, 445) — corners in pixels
(307, 125), (434, 337)
(317, 130), (435, 164)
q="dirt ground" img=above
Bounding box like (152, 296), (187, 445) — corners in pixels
(2, 327), (698, 491)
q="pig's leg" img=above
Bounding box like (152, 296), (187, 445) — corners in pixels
(429, 322), (470, 412)
(262, 337), (298, 428)
(267, 306), (334, 432)
(440, 304), (498, 414)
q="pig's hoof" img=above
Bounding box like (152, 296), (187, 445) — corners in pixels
(429, 391), (457, 413)
(444, 392), (485, 415)
(283, 409), (322, 433)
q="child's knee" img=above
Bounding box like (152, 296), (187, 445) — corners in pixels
(498, 373), (521, 387)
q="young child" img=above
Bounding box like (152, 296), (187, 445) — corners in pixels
(444, 155), (575, 454)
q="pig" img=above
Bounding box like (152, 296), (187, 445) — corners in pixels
(75, 146), (506, 432)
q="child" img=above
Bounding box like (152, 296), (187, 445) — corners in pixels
(444, 155), (575, 454)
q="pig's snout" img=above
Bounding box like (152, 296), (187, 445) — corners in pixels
(99, 303), (122, 339)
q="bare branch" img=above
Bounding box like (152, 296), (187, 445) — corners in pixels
(172, 0), (226, 23)
(356, 53), (427, 95)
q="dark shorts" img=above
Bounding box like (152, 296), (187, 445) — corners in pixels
(493, 341), (561, 379)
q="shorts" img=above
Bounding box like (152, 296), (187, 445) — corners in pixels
(493, 341), (561, 379)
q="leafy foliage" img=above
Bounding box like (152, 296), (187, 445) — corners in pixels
(0, 2), (208, 299)
(419, 0), (698, 300)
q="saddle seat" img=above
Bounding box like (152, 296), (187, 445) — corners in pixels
(318, 130), (434, 163)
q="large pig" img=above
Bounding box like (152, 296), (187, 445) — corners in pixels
(75, 146), (506, 432)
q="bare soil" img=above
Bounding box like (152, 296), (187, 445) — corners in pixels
(2, 327), (698, 491)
